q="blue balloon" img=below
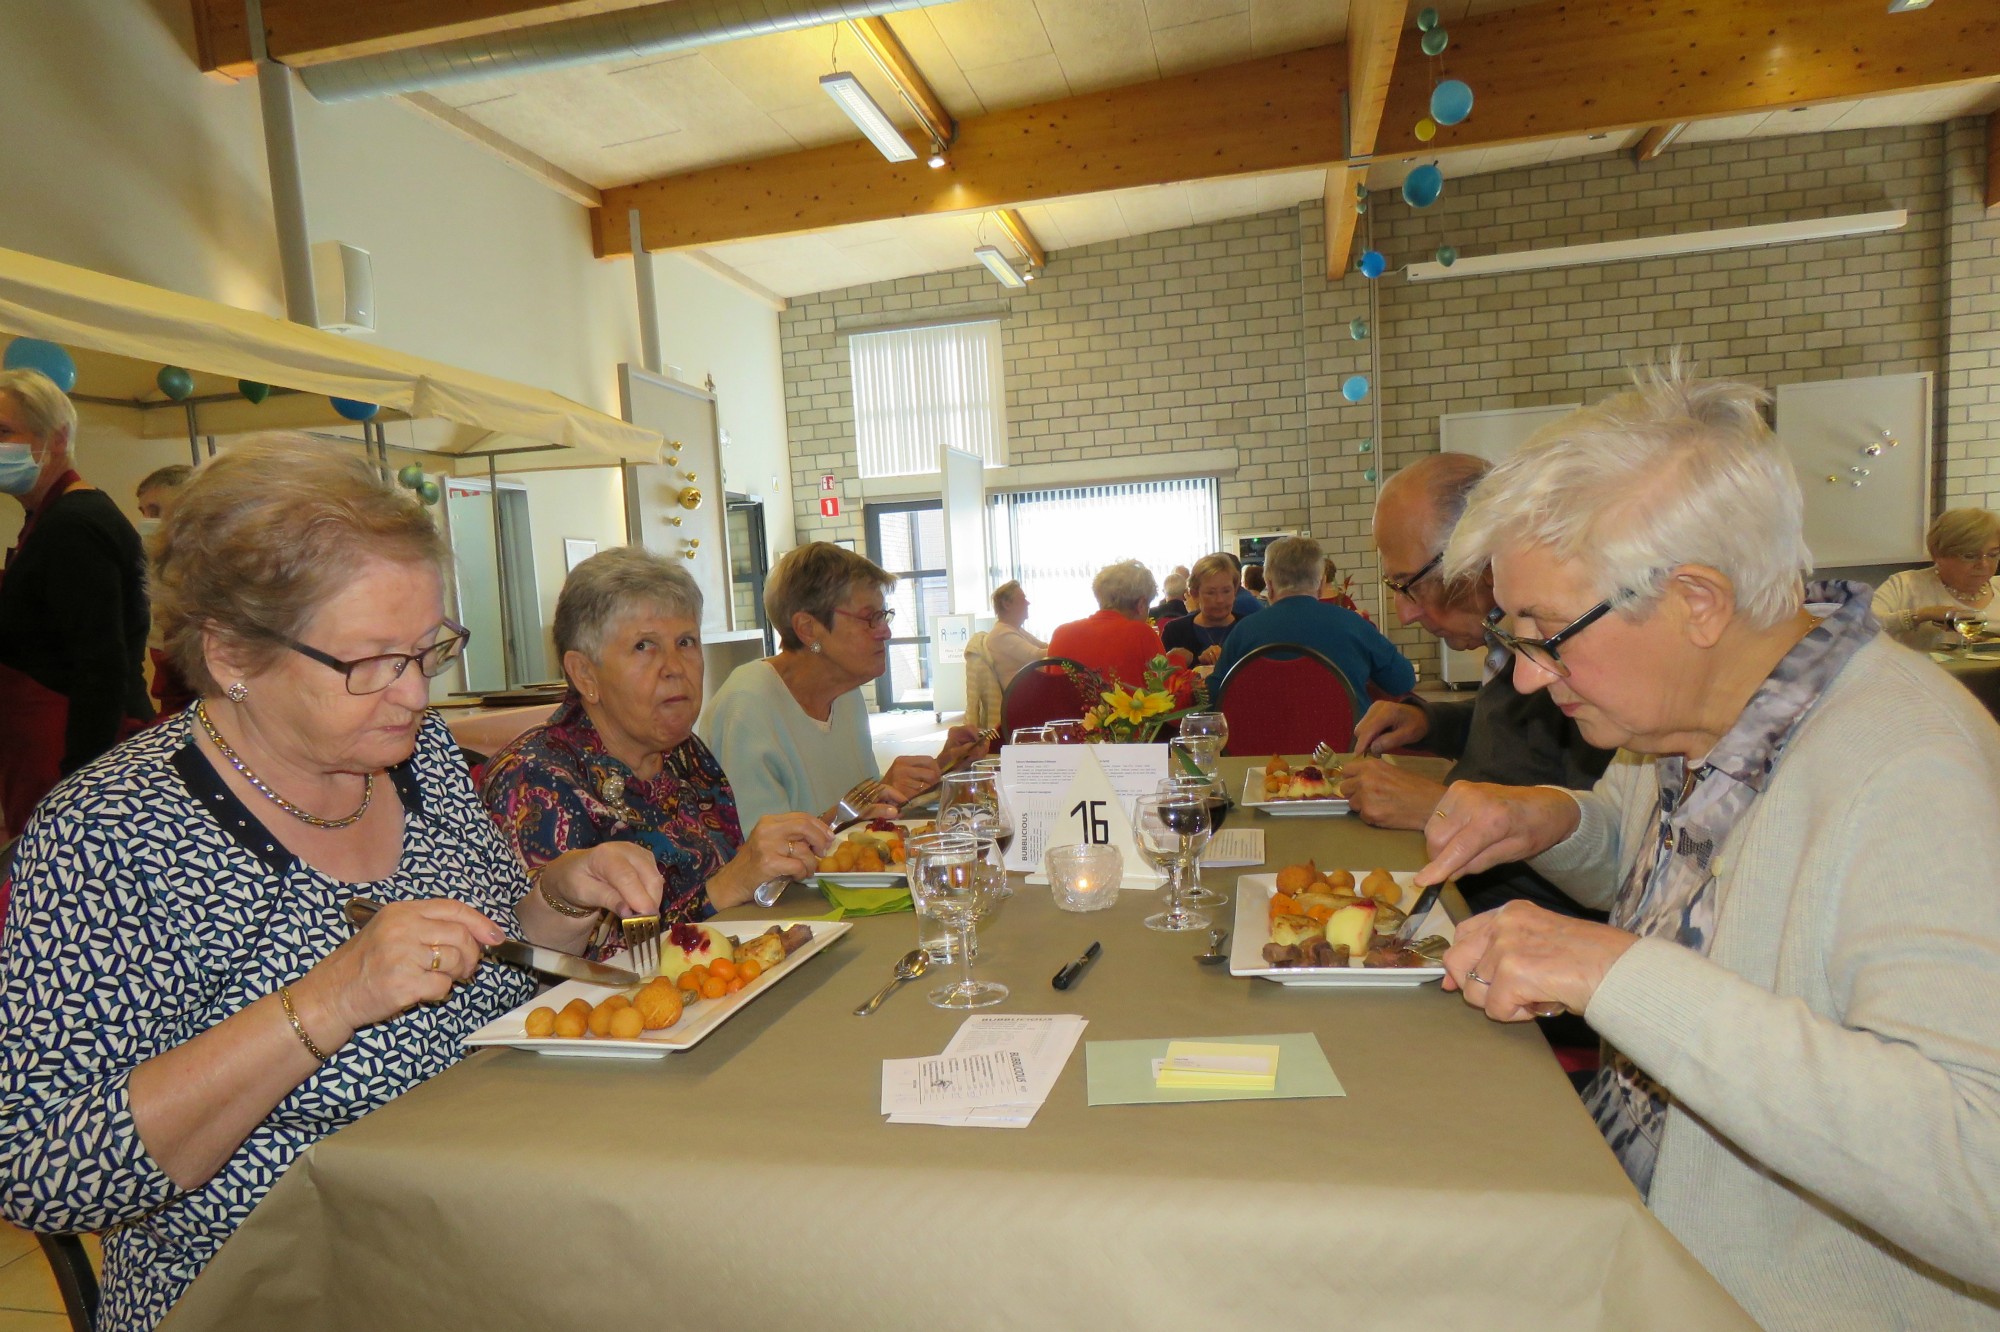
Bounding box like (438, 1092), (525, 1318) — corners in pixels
(1358, 250), (1387, 279)
(331, 397), (380, 421)
(1431, 79), (1474, 127)
(3, 338), (77, 392)
(1402, 164), (1444, 208)
(1342, 375), (1370, 404)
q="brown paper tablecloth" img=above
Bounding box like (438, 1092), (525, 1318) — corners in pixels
(163, 758), (1752, 1332)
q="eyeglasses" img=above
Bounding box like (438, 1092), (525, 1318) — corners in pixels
(835, 606), (897, 631)
(1383, 551), (1443, 598)
(280, 620), (471, 695)
(1482, 602), (1612, 678)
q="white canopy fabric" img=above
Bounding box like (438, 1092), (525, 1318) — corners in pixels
(0, 246), (661, 467)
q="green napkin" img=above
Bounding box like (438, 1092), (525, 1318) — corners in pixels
(805, 880), (914, 921)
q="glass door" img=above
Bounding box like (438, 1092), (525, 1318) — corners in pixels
(864, 500), (948, 711)
(725, 495), (773, 654)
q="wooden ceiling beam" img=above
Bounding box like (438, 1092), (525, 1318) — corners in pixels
(1324, 166), (1366, 282)
(996, 209), (1046, 270)
(594, 45), (1343, 256)
(1344, 0), (1411, 159)
(850, 15), (955, 155)
(1631, 123), (1688, 164)
(1373, 0), (2000, 158)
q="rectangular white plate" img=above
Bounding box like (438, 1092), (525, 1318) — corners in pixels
(1228, 872), (1451, 987)
(814, 820), (940, 886)
(465, 920), (851, 1058)
(1239, 769), (1350, 817)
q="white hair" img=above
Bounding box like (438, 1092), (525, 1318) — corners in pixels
(1262, 535), (1324, 597)
(0, 368), (77, 447)
(1445, 365), (1810, 630)
(1092, 559), (1157, 612)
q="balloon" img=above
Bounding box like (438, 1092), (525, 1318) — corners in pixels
(1421, 27), (1449, 56)
(1402, 164), (1444, 208)
(238, 380), (271, 404)
(1342, 375), (1370, 404)
(1436, 244), (1459, 267)
(1358, 438), (1373, 453)
(1358, 250), (1387, 279)
(397, 463), (425, 489)
(1416, 7), (1439, 31)
(1364, 468), (1378, 483)
(1349, 317), (1368, 340)
(1431, 78), (1474, 127)
(3, 338), (77, 392)
(1355, 198), (1368, 215)
(156, 366), (194, 402)
(1415, 116), (1438, 142)
(418, 479), (441, 505)
(331, 397), (379, 421)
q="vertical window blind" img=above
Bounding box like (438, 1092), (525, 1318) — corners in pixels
(849, 320), (1007, 478)
(987, 478), (1220, 632)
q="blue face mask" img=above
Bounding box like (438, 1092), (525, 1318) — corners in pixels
(0, 443), (40, 496)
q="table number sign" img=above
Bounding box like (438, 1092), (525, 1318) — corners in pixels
(999, 744), (1169, 885)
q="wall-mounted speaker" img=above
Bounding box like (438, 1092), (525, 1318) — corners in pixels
(312, 240), (375, 335)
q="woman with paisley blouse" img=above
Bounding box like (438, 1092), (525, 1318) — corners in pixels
(0, 439), (662, 1332)
(481, 546), (835, 926)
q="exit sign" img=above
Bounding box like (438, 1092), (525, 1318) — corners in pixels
(820, 496), (841, 518)
(820, 474), (838, 492)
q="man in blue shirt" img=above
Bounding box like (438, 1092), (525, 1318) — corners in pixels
(1213, 536), (1414, 702)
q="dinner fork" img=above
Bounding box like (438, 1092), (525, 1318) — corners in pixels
(620, 913), (662, 977)
(752, 778), (887, 907)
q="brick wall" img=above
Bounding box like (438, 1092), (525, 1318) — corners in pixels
(778, 118), (1994, 679)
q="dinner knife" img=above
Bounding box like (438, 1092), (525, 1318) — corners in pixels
(343, 896), (645, 987)
(1392, 881), (1446, 947)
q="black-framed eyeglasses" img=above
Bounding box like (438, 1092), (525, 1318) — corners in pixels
(1482, 602), (1612, 679)
(1383, 550), (1444, 598)
(281, 619), (471, 695)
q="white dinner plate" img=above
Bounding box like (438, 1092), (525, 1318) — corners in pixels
(465, 920), (851, 1058)
(1239, 769), (1350, 817)
(814, 819), (941, 886)
(1228, 872), (1451, 987)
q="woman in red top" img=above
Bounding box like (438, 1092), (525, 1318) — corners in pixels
(1047, 559), (1167, 687)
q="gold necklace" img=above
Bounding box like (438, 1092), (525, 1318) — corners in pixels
(195, 699), (373, 830)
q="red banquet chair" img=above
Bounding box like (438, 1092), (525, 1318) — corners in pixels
(1212, 642), (1363, 755)
(999, 656), (1092, 742)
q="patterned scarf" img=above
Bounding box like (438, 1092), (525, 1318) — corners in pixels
(1584, 581), (1879, 1195)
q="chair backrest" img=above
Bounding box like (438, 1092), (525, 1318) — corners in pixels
(37, 1232), (99, 1332)
(999, 656), (1092, 741)
(962, 631), (1002, 731)
(1213, 642), (1361, 755)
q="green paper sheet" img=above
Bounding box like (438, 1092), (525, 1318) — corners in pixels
(804, 880), (914, 921)
(1085, 1032), (1345, 1106)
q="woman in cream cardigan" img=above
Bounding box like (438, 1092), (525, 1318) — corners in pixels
(1871, 507), (2000, 650)
(1414, 369), (2000, 1331)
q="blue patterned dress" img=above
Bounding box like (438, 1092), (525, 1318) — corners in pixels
(0, 711), (537, 1331)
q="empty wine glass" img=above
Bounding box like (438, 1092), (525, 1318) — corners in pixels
(1045, 718), (1087, 744)
(908, 831), (1007, 1008)
(1132, 792), (1211, 933)
(1180, 709), (1229, 755)
(1157, 775), (1229, 910)
(939, 769), (1002, 841)
(1010, 726), (1051, 744)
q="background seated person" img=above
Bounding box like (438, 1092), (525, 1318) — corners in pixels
(985, 580), (1046, 686)
(701, 542), (984, 829)
(482, 548), (834, 927)
(1047, 559), (1167, 687)
(1340, 453), (1612, 917)
(1240, 561), (1270, 605)
(1149, 567), (1189, 621)
(1212, 535), (1414, 700)
(1871, 507), (2000, 651)
(1160, 553), (1243, 665)
(136, 463), (198, 718)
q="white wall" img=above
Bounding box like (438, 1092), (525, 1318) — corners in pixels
(509, 467), (629, 676)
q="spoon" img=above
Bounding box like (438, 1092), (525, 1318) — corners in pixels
(853, 948), (929, 1017)
(1195, 928), (1229, 965)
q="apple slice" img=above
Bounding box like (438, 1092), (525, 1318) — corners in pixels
(1323, 902), (1378, 960)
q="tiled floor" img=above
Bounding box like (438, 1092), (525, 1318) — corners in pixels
(0, 1220), (73, 1329)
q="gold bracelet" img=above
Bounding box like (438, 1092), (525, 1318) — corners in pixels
(278, 986), (329, 1063)
(533, 866), (598, 919)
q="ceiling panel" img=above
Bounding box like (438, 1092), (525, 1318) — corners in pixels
(1037, 0), (1161, 92)
(1152, 11), (1254, 76)
(1250, 0), (1346, 54)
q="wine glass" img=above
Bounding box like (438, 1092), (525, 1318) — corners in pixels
(1180, 710), (1229, 755)
(1045, 718), (1087, 744)
(1168, 734), (1223, 783)
(939, 769), (1003, 843)
(972, 757), (1015, 856)
(1157, 775), (1229, 909)
(1132, 792), (1211, 933)
(908, 832), (1007, 1008)
(1010, 725), (1051, 744)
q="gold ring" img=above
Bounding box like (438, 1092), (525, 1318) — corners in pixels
(428, 944), (442, 973)
(1430, 809), (1449, 821)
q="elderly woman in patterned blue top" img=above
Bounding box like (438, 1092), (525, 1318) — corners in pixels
(0, 438), (663, 1332)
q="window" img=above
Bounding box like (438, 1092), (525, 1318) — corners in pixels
(850, 320), (1007, 478)
(986, 479), (1220, 634)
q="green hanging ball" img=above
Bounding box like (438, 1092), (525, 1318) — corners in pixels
(1349, 317), (1368, 340)
(1364, 468), (1378, 483)
(1436, 244), (1459, 267)
(238, 379), (271, 404)
(1355, 197), (1368, 215)
(156, 365), (194, 402)
(1358, 439), (1374, 454)
(397, 463), (425, 490)
(1417, 7), (1439, 31)
(418, 479), (441, 506)
(1421, 27), (1449, 56)
(1355, 182), (1369, 201)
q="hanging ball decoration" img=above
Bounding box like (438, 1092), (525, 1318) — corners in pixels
(1436, 244), (1459, 267)
(331, 397), (380, 422)
(1402, 163), (1445, 208)
(156, 366), (195, 402)
(1420, 27), (1449, 56)
(1358, 250), (1388, 279)
(1342, 375), (1371, 404)
(1414, 117), (1438, 142)
(1355, 182), (1369, 201)
(3, 338), (78, 392)
(1357, 438), (1374, 454)
(1430, 78), (1475, 127)
(1364, 467), (1378, 483)
(418, 479), (441, 505)
(1349, 317), (1369, 340)
(1416, 7), (1440, 31)
(237, 379), (271, 404)
(397, 463), (425, 490)
(1355, 197), (1369, 215)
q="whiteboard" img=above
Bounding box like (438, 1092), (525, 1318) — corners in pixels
(1439, 403), (1581, 463)
(942, 445), (987, 615)
(1774, 374), (1931, 567)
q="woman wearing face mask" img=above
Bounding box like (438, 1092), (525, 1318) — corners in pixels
(0, 367), (152, 835)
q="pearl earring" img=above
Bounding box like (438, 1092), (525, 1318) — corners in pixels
(225, 682), (249, 702)
(809, 642), (823, 654)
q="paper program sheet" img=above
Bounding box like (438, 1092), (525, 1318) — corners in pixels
(886, 1014), (1088, 1128)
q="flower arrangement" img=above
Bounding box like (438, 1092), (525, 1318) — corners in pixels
(1067, 655), (1211, 743)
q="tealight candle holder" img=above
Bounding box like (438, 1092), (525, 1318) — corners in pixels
(1047, 843), (1123, 912)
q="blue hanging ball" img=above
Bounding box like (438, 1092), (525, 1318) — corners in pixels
(1436, 244), (1459, 267)
(155, 366), (194, 402)
(3, 338), (78, 392)
(1416, 7), (1439, 31)
(1364, 468), (1378, 483)
(1420, 27), (1449, 56)
(1402, 164), (1444, 208)
(331, 397), (380, 421)
(1342, 375), (1370, 404)
(1431, 78), (1474, 127)
(1349, 317), (1368, 341)
(1358, 250), (1387, 279)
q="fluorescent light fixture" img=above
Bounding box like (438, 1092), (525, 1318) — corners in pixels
(1886, 0), (1933, 11)
(974, 245), (1028, 288)
(1404, 209), (1907, 282)
(820, 72), (917, 163)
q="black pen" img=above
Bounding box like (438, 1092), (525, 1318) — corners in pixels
(1052, 941), (1102, 990)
